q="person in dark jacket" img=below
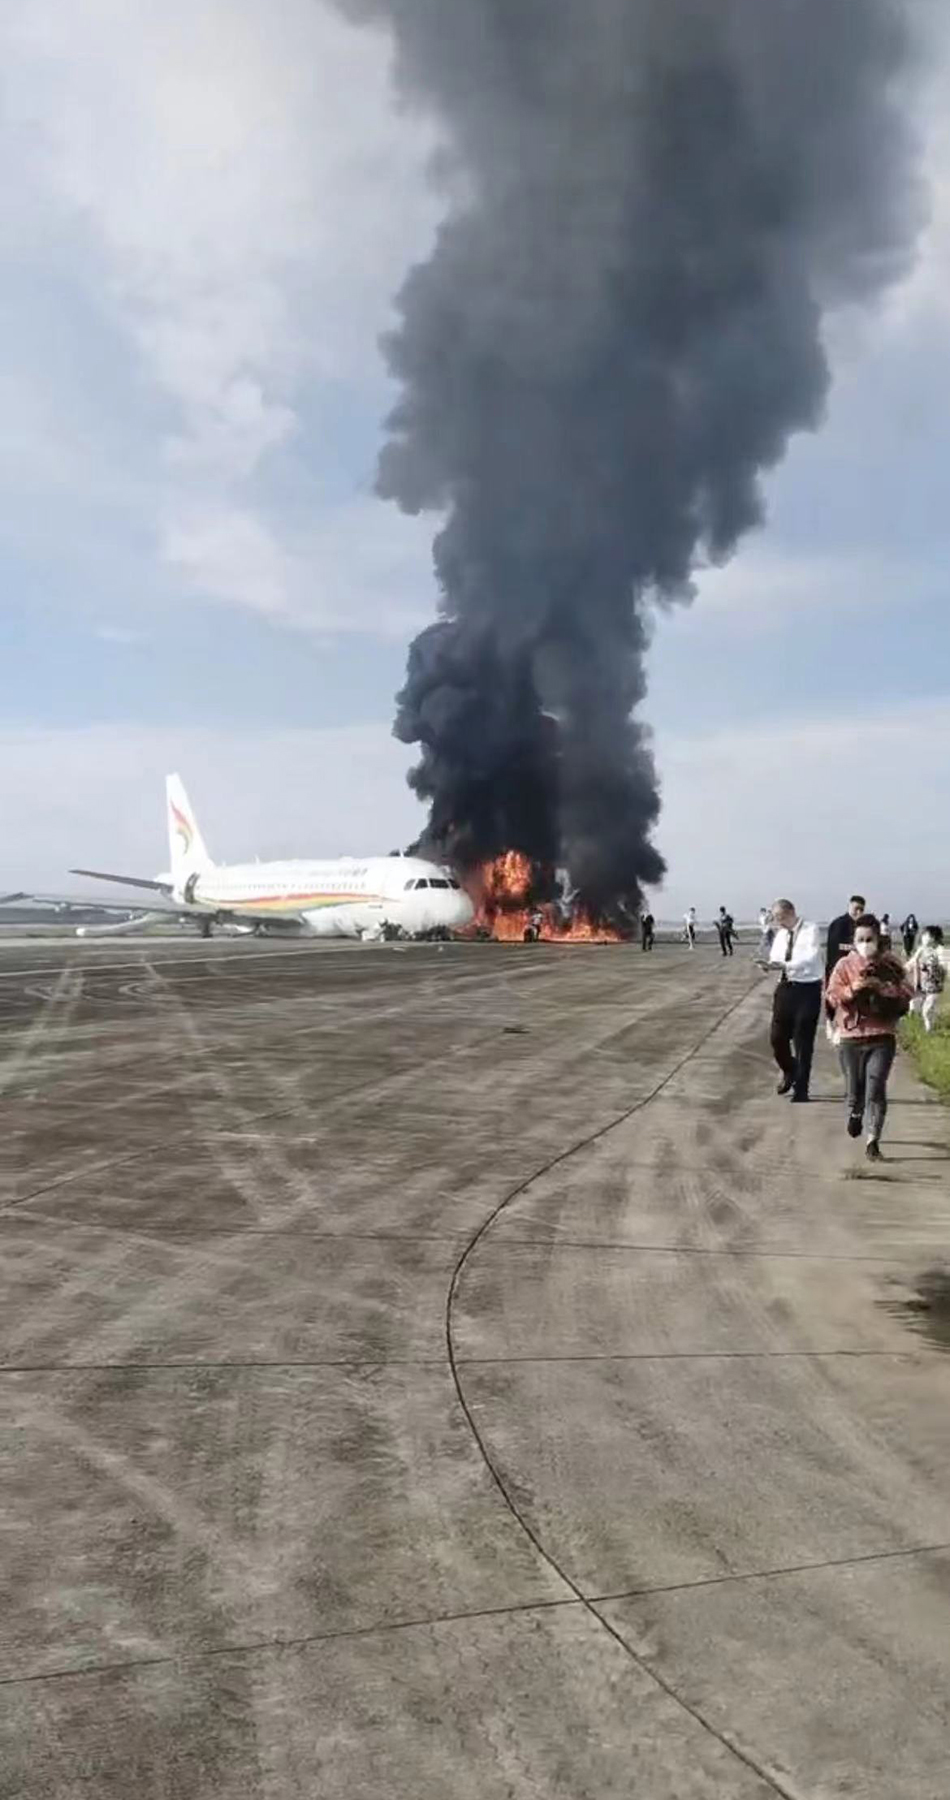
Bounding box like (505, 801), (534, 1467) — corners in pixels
(640, 911), (655, 952)
(825, 895), (866, 989)
(901, 913), (919, 957)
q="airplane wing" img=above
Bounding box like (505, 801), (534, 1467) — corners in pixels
(69, 868), (173, 893)
(0, 890), (180, 917)
(0, 890), (307, 936)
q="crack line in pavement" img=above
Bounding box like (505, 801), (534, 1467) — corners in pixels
(7, 1534), (950, 1695)
(0, 1353), (446, 1368)
(0, 1358), (447, 1374)
(445, 976), (801, 1800)
(0, 1100), (317, 1217)
(0, 1594), (581, 1692)
(456, 1348), (937, 1363)
(6, 1221), (910, 1262)
(6, 1348), (931, 1377)
(592, 1537), (950, 1605)
(0, 1216), (470, 1244)
(485, 1237), (935, 1263)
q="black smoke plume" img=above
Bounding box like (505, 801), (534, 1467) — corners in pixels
(339, 0), (921, 917)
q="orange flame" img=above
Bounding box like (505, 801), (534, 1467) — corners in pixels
(465, 852), (624, 943)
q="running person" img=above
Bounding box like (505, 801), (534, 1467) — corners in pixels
(906, 926), (947, 1033)
(825, 913), (912, 1160)
(684, 907), (697, 949)
(717, 907), (735, 956)
(825, 894), (866, 985)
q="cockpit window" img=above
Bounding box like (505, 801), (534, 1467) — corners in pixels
(430, 878), (450, 889)
(404, 880), (416, 891)
(448, 878), (461, 890)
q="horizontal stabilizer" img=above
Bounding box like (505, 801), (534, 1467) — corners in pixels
(70, 868), (172, 893)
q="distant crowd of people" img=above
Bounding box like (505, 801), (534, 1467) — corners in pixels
(639, 906), (736, 953)
(761, 894), (946, 1162)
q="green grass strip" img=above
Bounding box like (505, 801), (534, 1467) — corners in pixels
(902, 1012), (950, 1102)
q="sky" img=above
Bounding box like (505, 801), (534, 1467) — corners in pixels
(2, 0), (949, 921)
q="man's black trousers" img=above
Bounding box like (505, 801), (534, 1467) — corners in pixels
(770, 979), (822, 1098)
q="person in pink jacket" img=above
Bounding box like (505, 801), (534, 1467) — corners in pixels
(825, 913), (912, 1162)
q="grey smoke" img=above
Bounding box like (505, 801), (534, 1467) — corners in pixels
(337, 0), (922, 917)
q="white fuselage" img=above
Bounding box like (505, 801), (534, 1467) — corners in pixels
(172, 855), (474, 939)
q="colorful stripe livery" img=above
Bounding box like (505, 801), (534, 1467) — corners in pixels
(170, 802), (193, 856)
(196, 890), (389, 913)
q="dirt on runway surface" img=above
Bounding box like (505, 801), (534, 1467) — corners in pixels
(1, 936), (949, 1798)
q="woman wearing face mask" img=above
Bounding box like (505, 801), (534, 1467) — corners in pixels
(906, 926), (947, 1034)
(825, 913), (912, 1161)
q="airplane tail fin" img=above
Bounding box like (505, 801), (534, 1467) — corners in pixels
(166, 774), (212, 883)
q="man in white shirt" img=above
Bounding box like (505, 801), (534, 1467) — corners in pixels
(767, 898), (823, 1102)
(684, 907), (697, 949)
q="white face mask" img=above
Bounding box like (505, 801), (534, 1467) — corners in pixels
(855, 939), (878, 959)
(922, 935), (935, 950)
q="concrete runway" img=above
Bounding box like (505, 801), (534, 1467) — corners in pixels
(1, 937), (949, 1798)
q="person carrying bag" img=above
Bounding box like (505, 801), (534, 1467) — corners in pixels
(825, 912), (912, 1161)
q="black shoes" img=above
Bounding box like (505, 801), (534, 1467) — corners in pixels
(776, 1074), (795, 1095)
(847, 1112), (863, 1138)
(866, 1140), (882, 1163)
(790, 1091), (810, 1103)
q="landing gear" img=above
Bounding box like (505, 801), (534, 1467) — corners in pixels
(199, 917), (213, 939)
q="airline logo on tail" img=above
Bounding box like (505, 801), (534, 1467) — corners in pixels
(170, 802), (193, 856)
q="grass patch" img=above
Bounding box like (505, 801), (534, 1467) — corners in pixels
(901, 1012), (950, 1102)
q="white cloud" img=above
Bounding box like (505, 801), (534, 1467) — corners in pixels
(676, 548), (922, 631)
(164, 508), (292, 618)
(94, 625), (145, 647)
(0, 0), (439, 628)
(163, 494), (433, 634)
(654, 697), (950, 921)
(3, 722), (423, 890)
(298, 497), (435, 638)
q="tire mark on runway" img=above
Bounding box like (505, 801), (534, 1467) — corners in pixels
(0, 958), (542, 1216)
(0, 965), (83, 1101)
(444, 974), (798, 1800)
(5, 958), (684, 1372)
(2, 955), (721, 1230)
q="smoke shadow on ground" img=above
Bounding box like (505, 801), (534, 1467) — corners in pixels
(880, 1266), (950, 1353)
